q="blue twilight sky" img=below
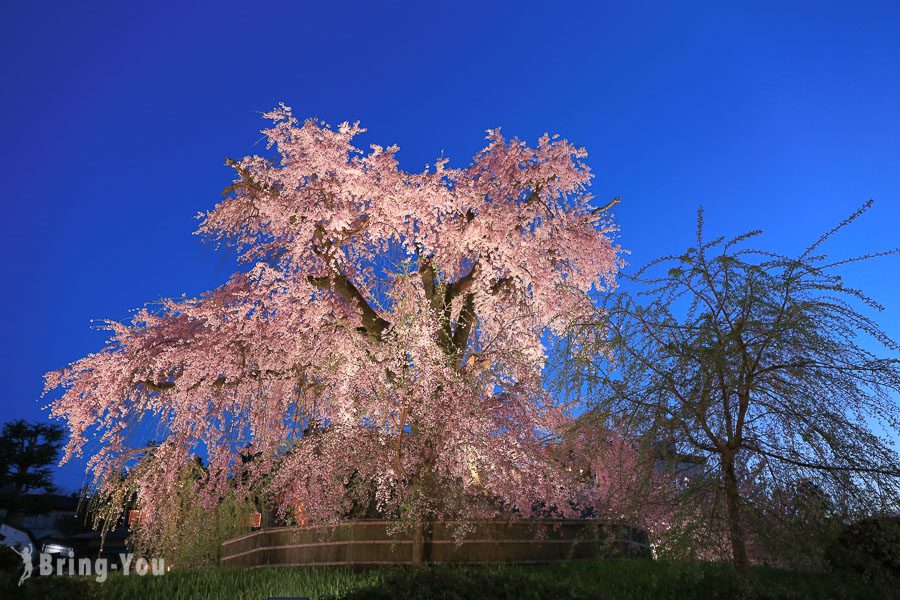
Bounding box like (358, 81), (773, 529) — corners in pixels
(1, 1), (898, 492)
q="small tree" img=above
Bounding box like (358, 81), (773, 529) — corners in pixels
(0, 420), (65, 513)
(560, 202), (900, 575)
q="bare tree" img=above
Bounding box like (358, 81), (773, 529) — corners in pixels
(559, 201), (900, 575)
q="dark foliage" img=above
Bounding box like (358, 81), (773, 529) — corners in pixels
(0, 546), (20, 574)
(826, 516), (900, 584)
(0, 420), (66, 514)
(0, 572), (101, 600)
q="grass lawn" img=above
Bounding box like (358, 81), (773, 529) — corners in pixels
(88, 560), (895, 600)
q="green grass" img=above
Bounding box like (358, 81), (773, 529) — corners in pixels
(88, 560), (895, 600)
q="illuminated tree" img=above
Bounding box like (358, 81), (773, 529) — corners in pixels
(45, 105), (622, 549)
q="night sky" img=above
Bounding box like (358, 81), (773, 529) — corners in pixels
(2, 1), (898, 491)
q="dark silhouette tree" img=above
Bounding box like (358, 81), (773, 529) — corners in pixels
(560, 201), (900, 576)
(0, 420), (65, 514)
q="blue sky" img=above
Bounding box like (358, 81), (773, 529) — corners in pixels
(2, 1), (898, 491)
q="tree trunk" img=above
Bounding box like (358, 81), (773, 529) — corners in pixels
(721, 454), (750, 577)
(411, 521), (424, 565)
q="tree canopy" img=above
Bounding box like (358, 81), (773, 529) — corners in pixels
(45, 106), (622, 545)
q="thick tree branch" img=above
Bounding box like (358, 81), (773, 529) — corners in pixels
(451, 293), (477, 357)
(223, 157), (278, 197)
(308, 272), (391, 337)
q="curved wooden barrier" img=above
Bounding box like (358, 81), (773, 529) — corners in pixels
(221, 520), (650, 567)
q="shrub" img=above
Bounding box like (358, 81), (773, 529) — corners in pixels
(0, 545), (22, 573)
(0, 572), (101, 600)
(825, 516), (900, 583)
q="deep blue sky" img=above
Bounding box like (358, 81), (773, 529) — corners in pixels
(2, 1), (898, 492)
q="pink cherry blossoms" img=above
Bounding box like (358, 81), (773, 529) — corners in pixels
(45, 105), (622, 544)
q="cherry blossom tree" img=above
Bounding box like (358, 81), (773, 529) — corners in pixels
(45, 105), (622, 549)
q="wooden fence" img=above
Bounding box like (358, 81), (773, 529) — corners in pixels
(221, 520), (650, 567)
